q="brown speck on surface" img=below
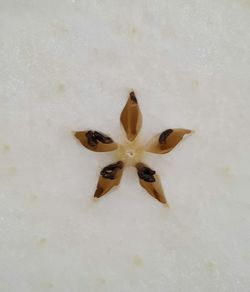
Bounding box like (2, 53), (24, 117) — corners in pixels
(133, 255), (143, 267)
(205, 260), (216, 271)
(216, 165), (233, 178)
(221, 165), (232, 176)
(50, 22), (68, 33)
(27, 193), (38, 203)
(96, 278), (106, 285)
(37, 237), (47, 247)
(8, 166), (16, 175)
(57, 83), (65, 93)
(192, 79), (199, 89)
(2, 144), (10, 152)
(46, 282), (54, 288)
(128, 26), (137, 39)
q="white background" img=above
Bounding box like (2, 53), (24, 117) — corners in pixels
(0, 0), (250, 291)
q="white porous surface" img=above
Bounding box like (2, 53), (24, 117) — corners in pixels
(0, 1), (250, 291)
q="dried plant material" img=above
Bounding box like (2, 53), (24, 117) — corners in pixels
(135, 163), (167, 204)
(74, 131), (117, 152)
(94, 161), (124, 198)
(73, 91), (193, 205)
(120, 91), (142, 141)
(145, 128), (192, 154)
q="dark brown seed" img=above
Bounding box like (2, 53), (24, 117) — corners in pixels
(94, 131), (113, 144)
(136, 164), (156, 182)
(159, 129), (173, 145)
(100, 161), (124, 180)
(129, 91), (137, 103)
(85, 131), (97, 147)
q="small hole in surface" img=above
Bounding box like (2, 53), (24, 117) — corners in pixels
(126, 149), (135, 157)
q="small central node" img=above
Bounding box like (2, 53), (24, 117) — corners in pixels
(116, 142), (144, 166)
(126, 149), (135, 158)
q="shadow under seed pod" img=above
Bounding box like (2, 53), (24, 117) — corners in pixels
(159, 129), (173, 144)
(101, 161), (124, 180)
(136, 163), (156, 182)
(94, 131), (113, 144)
(85, 131), (97, 147)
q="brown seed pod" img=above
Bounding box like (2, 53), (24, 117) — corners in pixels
(145, 128), (192, 154)
(74, 131), (117, 152)
(94, 161), (124, 198)
(120, 91), (142, 141)
(135, 163), (167, 204)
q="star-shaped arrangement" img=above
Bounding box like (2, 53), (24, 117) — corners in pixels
(74, 91), (192, 205)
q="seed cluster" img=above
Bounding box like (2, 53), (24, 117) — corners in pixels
(136, 163), (156, 182)
(159, 129), (173, 145)
(101, 161), (124, 180)
(74, 91), (192, 204)
(86, 131), (113, 147)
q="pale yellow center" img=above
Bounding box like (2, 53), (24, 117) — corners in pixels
(115, 141), (144, 166)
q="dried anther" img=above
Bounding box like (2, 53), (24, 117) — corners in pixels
(129, 91), (137, 103)
(136, 163), (156, 182)
(85, 131), (97, 147)
(85, 131), (113, 147)
(159, 129), (173, 145)
(94, 131), (113, 144)
(73, 90), (193, 205)
(101, 161), (124, 180)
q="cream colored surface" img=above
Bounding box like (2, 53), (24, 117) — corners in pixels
(0, 1), (250, 291)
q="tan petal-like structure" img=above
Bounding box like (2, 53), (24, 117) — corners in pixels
(135, 163), (167, 205)
(74, 130), (117, 152)
(94, 161), (124, 198)
(145, 128), (192, 154)
(120, 91), (142, 141)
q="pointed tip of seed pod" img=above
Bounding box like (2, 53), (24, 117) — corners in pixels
(162, 202), (169, 208)
(73, 131), (83, 139)
(94, 186), (104, 198)
(92, 197), (100, 202)
(129, 91), (137, 103)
